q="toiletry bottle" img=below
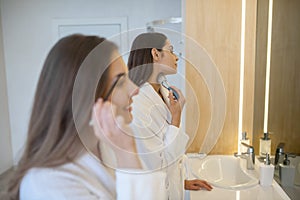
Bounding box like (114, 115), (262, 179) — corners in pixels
(240, 131), (250, 153)
(279, 154), (296, 187)
(259, 132), (271, 158)
(259, 153), (275, 186)
(295, 161), (300, 186)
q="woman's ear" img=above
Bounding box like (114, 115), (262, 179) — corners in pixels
(151, 48), (160, 62)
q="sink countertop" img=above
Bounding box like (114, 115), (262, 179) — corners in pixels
(189, 179), (290, 200)
(260, 155), (300, 200)
(188, 155), (291, 200)
(274, 175), (300, 200)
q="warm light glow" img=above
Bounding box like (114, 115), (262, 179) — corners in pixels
(238, 0), (246, 153)
(236, 191), (241, 200)
(264, 0), (273, 133)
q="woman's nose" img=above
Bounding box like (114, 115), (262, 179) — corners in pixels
(175, 54), (179, 61)
(131, 87), (139, 97)
(129, 80), (139, 97)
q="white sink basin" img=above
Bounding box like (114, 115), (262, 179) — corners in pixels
(190, 155), (259, 190)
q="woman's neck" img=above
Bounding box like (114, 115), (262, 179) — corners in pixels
(149, 83), (165, 101)
(149, 83), (160, 94)
(148, 69), (161, 94)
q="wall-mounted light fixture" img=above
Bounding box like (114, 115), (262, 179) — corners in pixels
(264, 0), (273, 133)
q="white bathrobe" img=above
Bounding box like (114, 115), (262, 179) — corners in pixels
(130, 82), (190, 199)
(20, 151), (167, 200)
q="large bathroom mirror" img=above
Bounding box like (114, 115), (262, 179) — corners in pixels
(184, 0), (300, 155)
(253, 0), (300, 155)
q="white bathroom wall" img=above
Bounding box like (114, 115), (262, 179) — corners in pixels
(0, 8), (13, 174)
(0, 0), (181, 164)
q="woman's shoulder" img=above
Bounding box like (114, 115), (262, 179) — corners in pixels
(19, 153), (114, 199)
(133, 82), (159, 102)
(20, 153), (101, 187)
(20, 167), (70, 199)
(21, 164), (77, 184)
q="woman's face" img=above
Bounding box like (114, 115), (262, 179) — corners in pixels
(156, 39), (179, 75)
(106, 52), (139, 123)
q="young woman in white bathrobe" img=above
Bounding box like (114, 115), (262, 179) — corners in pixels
(127, 32), (213, 199)
(7, 34), (168, 200)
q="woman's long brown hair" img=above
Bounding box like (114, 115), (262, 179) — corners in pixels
(127, 32), (167, 86)
(7, 34), (117, 199)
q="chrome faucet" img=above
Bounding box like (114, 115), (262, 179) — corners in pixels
(275, 142), (285, 167)
(234, 142), (255, 170)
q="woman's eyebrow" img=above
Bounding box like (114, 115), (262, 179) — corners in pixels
(112, 72), (126, 82)
(103, 72), (126, 101)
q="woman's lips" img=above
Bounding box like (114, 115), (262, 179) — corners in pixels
(126, 105), (132, 112)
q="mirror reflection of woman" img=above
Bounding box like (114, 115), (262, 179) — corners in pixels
(128, 32), (212, 200)
(7, 34), (167, 200)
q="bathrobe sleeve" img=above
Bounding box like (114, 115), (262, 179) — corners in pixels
(116, 170), (167, 200)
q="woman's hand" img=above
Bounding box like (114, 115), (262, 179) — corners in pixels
(184, 179), (213, 191)
(92, 98), (141, 169)
(167, 86), (185, 127)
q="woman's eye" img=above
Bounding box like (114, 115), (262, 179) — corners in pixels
(115, 75), (127, 87)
